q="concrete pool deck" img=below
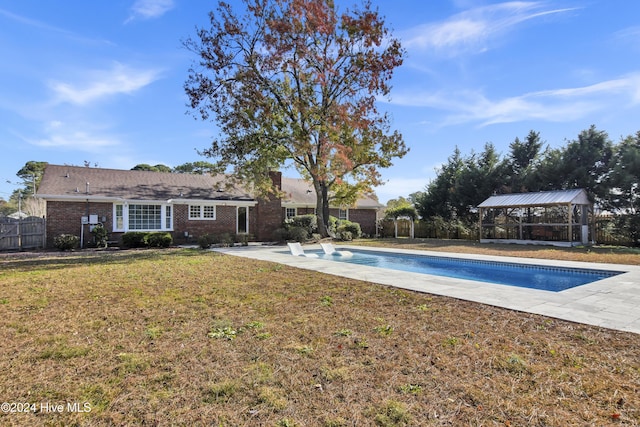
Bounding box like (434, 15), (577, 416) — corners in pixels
(214, 244), (640, 335)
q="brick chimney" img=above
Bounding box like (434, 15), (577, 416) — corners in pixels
(255, 171), (283, 241)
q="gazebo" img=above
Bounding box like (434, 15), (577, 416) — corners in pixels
(477, 189), (592, 247)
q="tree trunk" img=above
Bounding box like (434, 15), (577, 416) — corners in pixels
(315, 180), (331, 237)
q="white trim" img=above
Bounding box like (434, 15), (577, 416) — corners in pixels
(113, 202), (173, 232)
(169, 198), (257, 207)
(38, 195), (123, 203)
(281, 202), (381, 210)
(39, 195), (257, 207)
(285, 207), (297, 218)
(189, 204), (217, 220)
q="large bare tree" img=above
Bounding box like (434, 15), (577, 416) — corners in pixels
(184, 0), (407, 236)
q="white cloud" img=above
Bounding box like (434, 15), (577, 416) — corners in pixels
(30, 131), (119, 151)
(126, 0), (174, 22)
(0, 7), (71, 34)
(402, 2), (577, 56)
(389, 72), (640, 127)
(14, 119), (123, 153)
(49, 63), (161, 105)
(0, 8), (112, 45)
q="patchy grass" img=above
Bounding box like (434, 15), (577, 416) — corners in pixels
(0, 246), (639, 425)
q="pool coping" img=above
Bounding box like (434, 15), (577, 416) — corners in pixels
(213, 244), (640, 335)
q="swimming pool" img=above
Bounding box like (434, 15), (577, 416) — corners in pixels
(309, 249), (622, 292)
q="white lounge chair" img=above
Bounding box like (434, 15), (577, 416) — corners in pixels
(287, 242), (319, 258)
(320, 242), (353, 257)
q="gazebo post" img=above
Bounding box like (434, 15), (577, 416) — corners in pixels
(568, 203), (572, 245)
(518, 206), (523, 240)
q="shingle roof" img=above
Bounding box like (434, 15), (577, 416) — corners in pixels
(280, 177), (384, 209)
(38, 165), (384, 209)
(38, 165), (253, 201)
(478, 189), (590, 208)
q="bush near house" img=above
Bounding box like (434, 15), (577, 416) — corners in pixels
(121, 232), (149, 248)
(287, 226), (309, 243)
(198, 234), (217, 249)
(147, 232), (173, 248)
(335, 220), (361, 241)
(284, 214), (317, 236)
(122, 232), (173, 249)
(90, 224), (108, 248)
(277, 214), (361, 242)
(53, 234), (79, 251)
(198, 233), (250, 249)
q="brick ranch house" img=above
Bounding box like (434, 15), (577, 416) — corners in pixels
(37, 165), (383, 248)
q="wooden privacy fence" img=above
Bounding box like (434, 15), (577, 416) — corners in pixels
(0, 217), (46, 251)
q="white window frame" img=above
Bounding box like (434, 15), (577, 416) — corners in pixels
(338, 208), (348, 220)
(189, 204), (217, 220)
(285, 207), (297, 218)
(113, 202), (173, 232)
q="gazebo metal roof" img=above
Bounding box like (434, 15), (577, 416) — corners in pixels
(478, 189), (590, 209)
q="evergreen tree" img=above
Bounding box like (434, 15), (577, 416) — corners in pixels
(605, 131), (640, 214)
(561, 125), (613, 202)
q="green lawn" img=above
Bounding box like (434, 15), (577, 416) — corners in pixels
(1, 248), (638, 426)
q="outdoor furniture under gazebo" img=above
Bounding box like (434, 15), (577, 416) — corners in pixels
(477, 189), (592, 247)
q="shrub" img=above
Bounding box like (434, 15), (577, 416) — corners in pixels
(336, 220), (361, 239)
(219, 233), (235, 247)
(235, 234), (250, 246)
(285, 214), (317, 235)
(336, 230), (353, 241)
(147, 232), (172, 248)
(327, 216), (338, 235)
(121, 232), (148, 248)
(122, 231), (172, 248)
(198, 234), (216, 249)
(53, 234), (79, 251)
(272, 228), (289, 243)
(614, 214), (640, 247)
(288, 226), (309, 243)
(91, 224), (108, 248)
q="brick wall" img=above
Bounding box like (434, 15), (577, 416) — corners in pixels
(173, 204), (241, 244)
(44, 172), (378, 246)
(46, 200), (113, 248)
(46, 201), (258, 247)
(345, 209), (378, 236)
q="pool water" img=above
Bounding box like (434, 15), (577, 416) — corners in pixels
(311, 250), (622, 292)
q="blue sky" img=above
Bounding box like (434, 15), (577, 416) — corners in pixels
(1, 0), (639, 204)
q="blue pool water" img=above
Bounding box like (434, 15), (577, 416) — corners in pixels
(308, 249), (622, 292)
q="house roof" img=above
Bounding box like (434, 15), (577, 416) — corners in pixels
(478, 189), (590, 209)
(38, 165), (384, 209)
(280, 177), (384, 209)
(38, 165), (254, 202)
